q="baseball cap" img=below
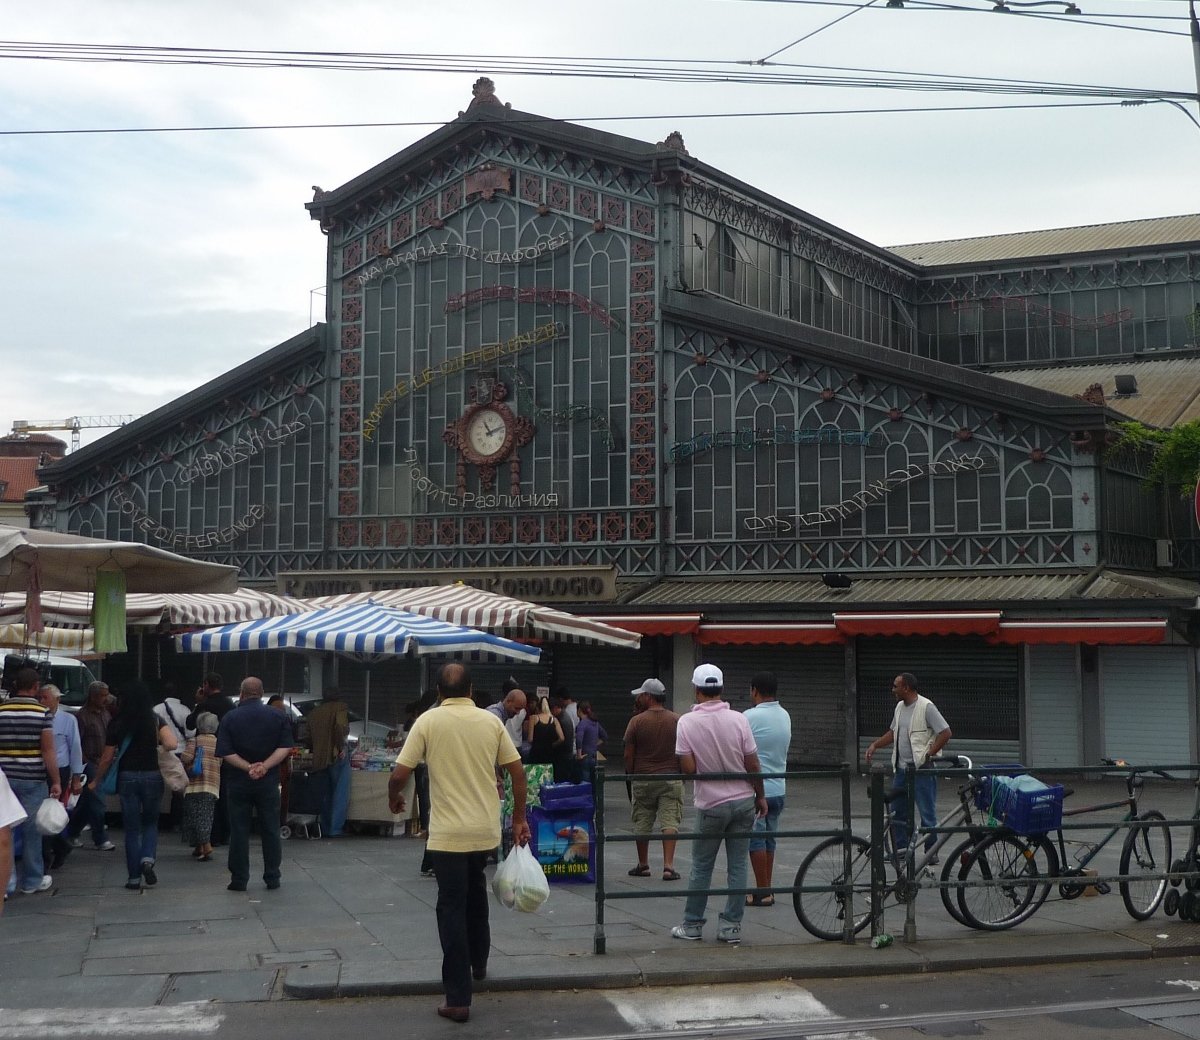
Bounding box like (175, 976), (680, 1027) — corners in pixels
(631, 678), (666, 697)
(691, 663), (724, 689)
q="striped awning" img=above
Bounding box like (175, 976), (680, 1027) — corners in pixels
(306, 585), (641, 649)
(0, 623), (96, 655)
(0, 588), (297, 629)
(177, 601), (542, 662)
(698, 622), (844, 646)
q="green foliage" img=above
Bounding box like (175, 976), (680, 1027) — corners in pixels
(1110, 420), (1200, 495)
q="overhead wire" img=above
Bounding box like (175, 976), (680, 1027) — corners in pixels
(759, 0), (881, 63)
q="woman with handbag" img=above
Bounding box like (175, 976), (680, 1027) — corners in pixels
(179, 712), (220, 861)
(90, 681), (177, 891)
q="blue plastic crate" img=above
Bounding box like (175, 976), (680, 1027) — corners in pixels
(988, 779), (1064, 835)
(972, 765), (1026, 812)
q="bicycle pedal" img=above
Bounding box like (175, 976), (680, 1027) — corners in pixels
(1094, 882), (1112, 895)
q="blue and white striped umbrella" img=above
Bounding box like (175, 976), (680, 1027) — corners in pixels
(176, 599), (541, 663)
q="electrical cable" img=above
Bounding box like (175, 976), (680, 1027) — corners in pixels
(760, 0), (880, 63)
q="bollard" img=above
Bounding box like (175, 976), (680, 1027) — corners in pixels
(869, 765), (886, 939)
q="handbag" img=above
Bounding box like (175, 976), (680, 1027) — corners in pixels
(96, 735), (132, 797)
(189, 743), (204, 779)
(159, 745), (190, 794)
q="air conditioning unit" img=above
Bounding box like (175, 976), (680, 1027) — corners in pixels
(1156, 539), (1175, 568)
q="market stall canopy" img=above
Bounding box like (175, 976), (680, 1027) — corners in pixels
(175, 600), (543, 662)
(0, 527), (239, 594)
(0, 623), (95, 655)
(307, 585), (641, 649)
(0, 587), (294, 628)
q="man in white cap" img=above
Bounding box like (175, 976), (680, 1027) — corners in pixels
(671, 664), (766, 946)
(623, 678), (682, 881)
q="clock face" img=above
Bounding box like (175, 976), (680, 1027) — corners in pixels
(467, 408), (508, 459)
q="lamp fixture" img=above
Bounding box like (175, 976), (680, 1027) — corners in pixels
(1113, 374), (1139, 397)
(821, 572), (853, 590)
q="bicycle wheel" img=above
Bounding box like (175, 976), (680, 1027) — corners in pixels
(1120, 810), (1171, 920)
(793, 835), (874, 941)
(940, 836), (986, 926)
(957, 832), (1055, 931)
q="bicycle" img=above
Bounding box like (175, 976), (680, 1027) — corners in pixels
(951, 758), (1173, 930)
(793, 754), (1000, 941)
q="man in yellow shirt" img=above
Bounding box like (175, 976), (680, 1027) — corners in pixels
(389, 663), (530, 1025)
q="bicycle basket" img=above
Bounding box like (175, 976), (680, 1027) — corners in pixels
(972, 764), (1026, 812)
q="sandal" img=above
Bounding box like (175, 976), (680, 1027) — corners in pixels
(628, 864), (651, 877)
(745, 893), (775, 907)
(662, 868), (682, 881)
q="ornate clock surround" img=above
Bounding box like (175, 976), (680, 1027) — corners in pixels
(444, 379), (534, 496)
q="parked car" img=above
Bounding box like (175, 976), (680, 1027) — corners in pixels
(281, 696), (383, 750)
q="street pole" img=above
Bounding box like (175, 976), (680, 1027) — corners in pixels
(1191, 2), (1200, 122)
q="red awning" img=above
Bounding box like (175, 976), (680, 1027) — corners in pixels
(834, 611), (1002, 638)
(989, 619), (1168, 646)
(698, 623), (844, 646)
(582, 613), (701, 637)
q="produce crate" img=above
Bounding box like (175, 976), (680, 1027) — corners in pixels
(979, 775), (1064, 835)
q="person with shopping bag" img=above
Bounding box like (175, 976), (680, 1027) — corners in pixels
(38, 683), (83, 871)
(388, 663), (531, 1025)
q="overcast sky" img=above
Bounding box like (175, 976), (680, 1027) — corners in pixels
(1, 0), (1195, 450)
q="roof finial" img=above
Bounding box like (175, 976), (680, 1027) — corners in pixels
(656, 130), (689, 155)
(467, 77), (508, 110)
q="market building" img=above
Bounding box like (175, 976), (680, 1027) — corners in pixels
(27, 79), (1200, 769)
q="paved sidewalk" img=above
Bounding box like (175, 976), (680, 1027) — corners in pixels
(2, 775), (1199, 1008)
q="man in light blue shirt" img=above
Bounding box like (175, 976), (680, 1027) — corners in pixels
(40, 684), (83, 870)
(743, 672), (791, 907)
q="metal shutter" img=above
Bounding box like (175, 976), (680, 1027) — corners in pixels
(702, 645), (846, 767)
(856, 636), (1021, 765)
(1099, 646), (1193, 766)
(551, 642), (659, 767)
(1026, 645), (1082, 768)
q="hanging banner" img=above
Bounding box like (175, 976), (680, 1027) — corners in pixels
(93, 569), (128, 654)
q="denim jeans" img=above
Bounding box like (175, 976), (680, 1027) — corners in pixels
(319, 756), (351, 837)
(6, 776), (48, 892)
(66, 762), (109, 845)
(227, 773), (282, 886)
(748, 795), (786, 853)
(889, 768), (938, 853)
(682, 796), (755, 928)
(430, 850), (491, 1008)
(117, 770), (164, 882)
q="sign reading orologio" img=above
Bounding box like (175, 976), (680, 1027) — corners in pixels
(443, 379), (534, 495)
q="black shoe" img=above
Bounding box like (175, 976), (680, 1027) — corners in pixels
(472, 965), (487, 981)
(49, 853), (68, 871)
(265, 880), (281, 890)
(141, 861), (157, 887)
(227, 881), (247, 892)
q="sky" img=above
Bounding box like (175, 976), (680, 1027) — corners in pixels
(0, 0), (1196, 450)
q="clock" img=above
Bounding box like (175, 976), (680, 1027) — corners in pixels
(444, 381), (535, 495)
(466, 406), (512, 462)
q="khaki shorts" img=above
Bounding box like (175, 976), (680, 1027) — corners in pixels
(630, 779), (684, 834)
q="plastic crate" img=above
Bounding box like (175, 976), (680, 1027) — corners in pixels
(985, 777), (1064, 835)
(972, 765), (1026, 812)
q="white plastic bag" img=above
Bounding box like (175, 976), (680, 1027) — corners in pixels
(35, 797), (69, 836)
(491, 842), (550, 913)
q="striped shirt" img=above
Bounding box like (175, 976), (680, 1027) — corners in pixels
(0, 696), (52, 782)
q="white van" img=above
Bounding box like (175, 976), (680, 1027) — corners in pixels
(0, 653), (98, 708)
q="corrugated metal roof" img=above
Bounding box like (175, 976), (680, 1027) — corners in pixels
(888, 214), (1200, 267)
(995, 358), (1200, 428)
(623, 570), (1198, 611)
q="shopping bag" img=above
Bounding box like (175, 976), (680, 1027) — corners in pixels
(96, 735), (132, 797)
(491, 842), (550, 913)
(159, 746), (190, 794)
(35, 797), (69, 836)
(190, 744), (204, 779)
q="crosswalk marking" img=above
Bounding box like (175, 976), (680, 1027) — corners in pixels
(0, 1005), (223, 1037)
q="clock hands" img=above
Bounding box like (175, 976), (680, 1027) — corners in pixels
(483, 420), (503, 437)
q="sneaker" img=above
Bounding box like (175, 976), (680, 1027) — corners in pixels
(716, 925), (742, 945)
(670, 923), (703, 941)
(69, 838), (84, 849)
(95, 841), (116, 852)
(19, 875), (52, 895)
(141, 861), (158, 887)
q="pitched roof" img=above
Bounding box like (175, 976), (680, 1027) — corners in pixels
(0, 457), (43, 502)
(888, 214), (1200, 268)
(995, 356), (1200, 428)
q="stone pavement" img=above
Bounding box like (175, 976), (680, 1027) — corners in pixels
(3, 775), (1200, 1008)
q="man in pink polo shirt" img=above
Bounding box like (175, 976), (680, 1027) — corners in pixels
(671, 664), (766, 946)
